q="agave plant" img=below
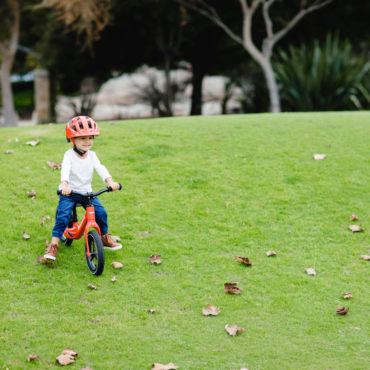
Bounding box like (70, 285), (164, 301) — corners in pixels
(274, 34), (370, 111)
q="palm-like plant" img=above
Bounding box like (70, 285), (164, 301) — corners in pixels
(274, 34), (370, 111)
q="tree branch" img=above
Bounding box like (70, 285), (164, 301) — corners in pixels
(176, 0), (245, 46)
(262, 0), (275, 38)
(271, 0), (333, 46)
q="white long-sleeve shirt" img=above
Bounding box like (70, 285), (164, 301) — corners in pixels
(59, 149), (111, 193)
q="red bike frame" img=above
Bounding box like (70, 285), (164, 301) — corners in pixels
(63, 205), (100, 258)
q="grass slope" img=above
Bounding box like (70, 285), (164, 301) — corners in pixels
(1, 112), (370, 369)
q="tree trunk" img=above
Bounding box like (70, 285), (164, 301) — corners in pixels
(190, 61), (205, 116)
(261, 59), (281, 113)
(163, 52), (173, 116)
(0, 60), (16, 127)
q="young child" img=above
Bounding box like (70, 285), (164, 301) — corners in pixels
(44, 116), (121, 261)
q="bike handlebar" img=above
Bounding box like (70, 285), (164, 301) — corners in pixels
(57, 183), (122, 197)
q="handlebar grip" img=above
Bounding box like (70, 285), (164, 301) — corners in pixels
(107, 183), (122, 192)
(57, 189), (74, 196)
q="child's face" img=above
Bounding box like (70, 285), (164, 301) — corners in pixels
(74, 136), (94, 152)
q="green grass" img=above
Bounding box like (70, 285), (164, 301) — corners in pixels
(1, 112), (370, 369)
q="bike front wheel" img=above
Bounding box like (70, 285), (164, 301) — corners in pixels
(86, 230), (105, 276)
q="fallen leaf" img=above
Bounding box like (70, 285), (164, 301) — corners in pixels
(266, 251), (276, 256)
(110, 235), (121, 242)
(148, 255), (162, 264)
(56, 354), (75, 365)
(26, 139), (40, 146)
(305, 268), (316, 276)
(225, 324), (244, 336)
(360, 255), (370, 260)
(349, 225), (364, 232)
(111, 261), (123, 268)
(46, 216), (51, 219)
(225, 202), (231, 208)
(313, 154), (326, 160)
(350, 213), (358, 221)
(15, 138), (18, 142)
(202, 304), (220, 316)
(40, 215), (46, 226)
(235, 257), (252, 266)
(224, 282), (242, 294)
(336, 306), (349, 315)
(151, 363), (179, 370)
(4, 150), (13, 154)
(27, 190), (36, 197)
(31, 196), (35, 200)
(22, 231), (30, 239)
(342, 293), (353, 299)
(37, 255), (54, 264)
(87, 284), (97, 290)
(149, 309), (156, 314)
(61, 348), (78, 357)
(28, 354), (39, 361)
(111, 276), (116, 282)
(109, 121), (116, 124)
(47, 160), (62, 169)
(350, 326), (361, 330)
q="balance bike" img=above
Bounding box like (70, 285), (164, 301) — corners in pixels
(56, 184), (122, 275)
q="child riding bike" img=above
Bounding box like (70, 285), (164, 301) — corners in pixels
(44, 116), (121, 261)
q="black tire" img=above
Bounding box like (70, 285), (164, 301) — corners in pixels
(86, 230), (105, 276)
(55, 207), (74, 246)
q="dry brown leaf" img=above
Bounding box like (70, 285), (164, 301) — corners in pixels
(61, 348), (78, 357)
(28, 354), (39, 361)
(22, 231), (30, 239)
(266, 251), (276, 256)
(224, 282), (242, 294)
(109, 121), (116, 124)
(47, 160), (62, 169)
(305, 268), (316, 276)
(349, 225), (364, 232)
(111, 261), (123, 268)
(202, 304), (220, 316)
(235, 257), (252, 266)
(336, 306), (349, 315)
(56, 354), (75, 365)
(361, 255), (370, 260)
(110, 235), (121, 242)
(350, 326), (361, 330)
(87, 284), (97, 290)
(37, 255), (54, 264)
(350, 213), (358, 221)
(151, 363), (179, 370)
(40, 215), (46, 226)
(27, 190), (36, 197)
(148, 255), (162, 264)
(225, 324), (244, 336)
(148, 309), (156, 314)
(313, 154), (326, 160)
(4, 150), (13, 154)
(225, 202), (231, 208)
(46, 216), (51, 219)
(342, 293), (353, 299)
(26, 139), (40, 146)
(111, 276), (116, 282)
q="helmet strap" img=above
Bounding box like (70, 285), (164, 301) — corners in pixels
(70, 139), (87, 157)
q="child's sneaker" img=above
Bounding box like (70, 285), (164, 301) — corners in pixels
(44, 242), (60, 260)
(102, 234), (122, 250)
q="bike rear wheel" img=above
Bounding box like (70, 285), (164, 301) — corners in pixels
(86, 230), (105, 276)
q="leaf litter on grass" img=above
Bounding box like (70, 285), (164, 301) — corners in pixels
(313, 154), (326, 160)
(349, 225), (364, 232)
(56, 348), (78, 365)
(224, 282), (242, 294)
(202, 304), (220, 316)
(25, 139), (40, 146)
(342, 293), (353, 299)
(22, 231), (30, 239)
(28, 354), (39, 361)
(151, 362), (179, 370)
(360, 255), (370, 260)
(148, 309), (156, 314)
(235, 257), (252, 266)
(350, 213), (358, 220)
(111, 262), (123, 268)
(225, 324), (244, 336)
(27, 190), (36, 197)
(305, 268), (316, 276)
(266, 251), (276, 256)
(336, 307), (349, 315)
(87, 284), (97, 290)
(148, 255), (162, 264)
(47, 160), (62, 169)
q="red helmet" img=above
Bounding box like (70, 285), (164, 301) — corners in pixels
(66, 116), (100, 142)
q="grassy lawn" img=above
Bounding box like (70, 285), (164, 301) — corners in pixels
(1, 112), (370, 369)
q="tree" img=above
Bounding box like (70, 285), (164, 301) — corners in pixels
(0, 0), (20, 126)
(178, 0), (333, 113)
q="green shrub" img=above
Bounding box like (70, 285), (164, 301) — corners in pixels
(274, 34), (370, 111)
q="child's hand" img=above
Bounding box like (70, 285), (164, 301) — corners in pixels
(110, 182), (120, 191)
(61, 186), (72, 196)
